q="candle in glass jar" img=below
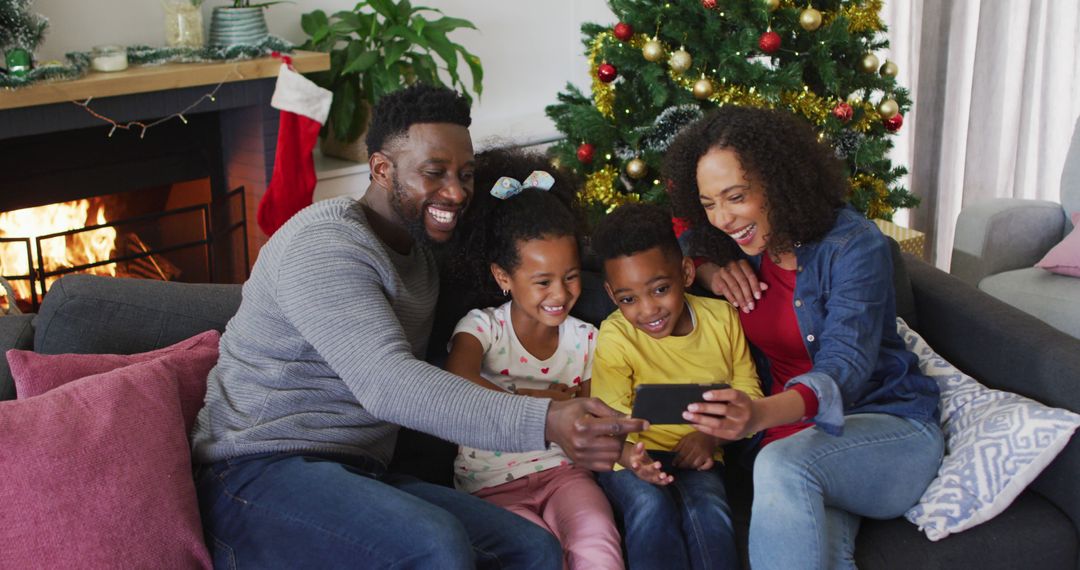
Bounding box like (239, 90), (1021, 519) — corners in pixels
(91, 45), (128, 72)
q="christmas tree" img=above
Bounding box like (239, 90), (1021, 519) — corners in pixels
(546, 0), (915, 223)
(0, 0), (48, 54)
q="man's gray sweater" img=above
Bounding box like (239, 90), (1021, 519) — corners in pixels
(191, 198), (550, 466)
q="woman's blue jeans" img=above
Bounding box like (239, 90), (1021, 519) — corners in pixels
(195, 452), (563, 569)
(598, 452), (738, 570)
(749, 413), (944, 570)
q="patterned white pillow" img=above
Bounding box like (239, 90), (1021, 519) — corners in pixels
(897, 318), (1080, 541)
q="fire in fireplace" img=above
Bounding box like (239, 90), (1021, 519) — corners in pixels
(0, 179), (247, 312)
(0, 199), (117, 306)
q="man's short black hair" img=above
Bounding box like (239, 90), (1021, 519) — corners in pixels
(365, 83), (472, 154)
(592, 203), (682, 263)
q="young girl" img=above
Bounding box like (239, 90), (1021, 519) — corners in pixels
(444, 148), (624, 570)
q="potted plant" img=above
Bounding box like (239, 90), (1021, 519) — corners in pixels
(208, 0), (287, 47)
(0, 0), (48, 78)
(300, 0), (483, 161)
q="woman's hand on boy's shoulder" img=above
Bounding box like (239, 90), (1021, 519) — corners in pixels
(698, 260), (767, 313)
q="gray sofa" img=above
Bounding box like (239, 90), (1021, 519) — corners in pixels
(951, 115), (1080, 339)
(1, 243), (1078, 569)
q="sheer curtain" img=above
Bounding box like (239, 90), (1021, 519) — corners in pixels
(883, 0), (1080, 268)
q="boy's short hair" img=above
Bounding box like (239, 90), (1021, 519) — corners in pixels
(365, 83), (472, 155)
(592, 203), (683, 263)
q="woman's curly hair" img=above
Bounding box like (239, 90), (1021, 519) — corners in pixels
(446, 147), (585, 308)
(665, 106), (847, 264)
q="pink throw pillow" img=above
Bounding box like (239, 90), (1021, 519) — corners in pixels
(1036, 212), (1080, 277)
(7, 330), (219, 432)
(0, 364), (212, 569)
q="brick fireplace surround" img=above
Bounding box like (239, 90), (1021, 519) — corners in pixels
(0, 51), (329, 286)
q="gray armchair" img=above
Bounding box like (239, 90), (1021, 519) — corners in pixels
(951, 116), (1080, 339)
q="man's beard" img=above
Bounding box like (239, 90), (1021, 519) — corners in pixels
(389, 174), (457, 253)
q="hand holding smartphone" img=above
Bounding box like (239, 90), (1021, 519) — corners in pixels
(631, 383), (731, 424)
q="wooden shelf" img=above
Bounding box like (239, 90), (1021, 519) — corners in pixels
(0, 50), (329, 111)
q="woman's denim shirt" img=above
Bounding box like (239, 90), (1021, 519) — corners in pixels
(747, 207), (940, 436)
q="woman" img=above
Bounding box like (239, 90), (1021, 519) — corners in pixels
(666, 106), (943, 569)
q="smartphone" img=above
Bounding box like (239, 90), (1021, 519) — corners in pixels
(631, 383), (731, 424)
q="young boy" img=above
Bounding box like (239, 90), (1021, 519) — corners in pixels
(591, 203), (762, 570)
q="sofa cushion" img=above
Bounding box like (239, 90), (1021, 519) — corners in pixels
(857, 492), (1077, 570)
(905, 253), (1080, 549)
(1036, 211), (1080, 277)
(7, 330), (220, 432)
(0, 362), (211, 569)
(897, 319), (1080, 540)
(33, 275), (240, 356)
(0, 314), (34, 401)
(979, 267), (1080, 339)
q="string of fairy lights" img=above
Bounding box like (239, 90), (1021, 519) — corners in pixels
(70, 68), (239, 139)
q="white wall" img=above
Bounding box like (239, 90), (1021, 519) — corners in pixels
(32, 0), (614, 147)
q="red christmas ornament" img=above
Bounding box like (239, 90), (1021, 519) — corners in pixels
(883, 113), (904, 132)
(758, 30), (781, 54)
(832, 101), (853, 123)
(597, 62), (617, 83)
(702, 0), (717, 8)
(613, 22), (633, 42)
(576, 143), (595, 164)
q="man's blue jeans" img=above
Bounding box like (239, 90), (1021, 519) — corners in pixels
(597, 452), (738, 570)
(749, 414), (944, 570)
(195, 452), (563, 569)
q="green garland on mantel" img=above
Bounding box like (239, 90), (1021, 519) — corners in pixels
(0, 35), (293, 89)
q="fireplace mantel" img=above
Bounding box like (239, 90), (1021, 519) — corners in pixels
(0, 51), (328, 111)
(0, 52), (329, 280)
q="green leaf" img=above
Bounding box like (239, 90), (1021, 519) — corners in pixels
(300, 10), (329, 37)
(384, 40), (411, 68)
(424, 16), (477, 33)
(382, 24), (427, 48)
(460, 48), (483, 97)
(330, 10), (366, 33)
(422, 28), (458, 78)
(330, 77), (359, 140)
(397, 0), (413, 21)
(368, 0), (397, 22)
(407, 52), (439, 85)
(342, 48), (380, 74)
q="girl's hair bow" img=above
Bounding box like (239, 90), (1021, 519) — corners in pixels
(489, 170), (555, 200)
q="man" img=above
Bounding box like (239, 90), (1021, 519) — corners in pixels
(191, 84), (645, 569)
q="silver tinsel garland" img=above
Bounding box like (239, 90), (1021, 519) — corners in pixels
(1, 36), (293, 89)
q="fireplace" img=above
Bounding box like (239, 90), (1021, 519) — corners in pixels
(0, 182), (246, 311)
(0, 53), (329, 310)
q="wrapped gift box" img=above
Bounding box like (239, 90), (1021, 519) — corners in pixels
(873, 218), (926, 259)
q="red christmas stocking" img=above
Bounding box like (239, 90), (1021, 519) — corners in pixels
(257, 63), (332, 237)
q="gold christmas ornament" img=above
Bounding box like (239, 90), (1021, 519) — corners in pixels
(764, 0), (780, 12)
(642, 39), (665, 62)
(860, 53), (880, 73)
(799, 8), (823, 31)
(693, 77), (714, 99)
(626, 158), (648, 179)
(879, 60), (899, 77)
(669, 48), (692, 73)
(877, 98), (899, 119)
